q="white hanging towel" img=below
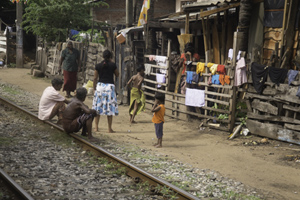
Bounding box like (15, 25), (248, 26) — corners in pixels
(156, 73), (166, 88)
(144, 63), (152, 76)
(185, 88), (205, 107)
(155, 55), (168, 74)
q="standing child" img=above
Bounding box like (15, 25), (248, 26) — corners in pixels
(151, 92), (165, 148)
(127, 64), (145, 124)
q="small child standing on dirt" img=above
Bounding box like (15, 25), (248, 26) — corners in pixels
(151, 92), (165, 148)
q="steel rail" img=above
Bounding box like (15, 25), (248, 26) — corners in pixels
(0, 96), (199, 200)
(0, 168), (34, 200)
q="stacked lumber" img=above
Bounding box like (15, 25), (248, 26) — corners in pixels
(245, 74), (300, 145)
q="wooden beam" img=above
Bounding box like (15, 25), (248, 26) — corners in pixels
(147, 21), (185, 29)
(251, 99), (278, 115)
(200, 2), (240, 18)
(247, 119), (300, 145)
(185, 13), (189, 34)
(247, 112), (300, 125)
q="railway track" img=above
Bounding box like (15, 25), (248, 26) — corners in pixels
(0, 95), (199, 200)
(0, 168), (34, 200)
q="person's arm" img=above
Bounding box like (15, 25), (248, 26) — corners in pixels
(77, 50), (81, 72)
(63, 99), (70, 104)
(80, 103), (97, 115)
(151, 100), (161, 112)
(93, 70), (99, 91)
(127, 76), (133, 87)
(114, 68), (119, 78)
(58, 56), (64, 74)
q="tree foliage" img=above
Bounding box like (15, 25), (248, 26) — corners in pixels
(0, 0), (15, 10)
(22, 0), (108, 42)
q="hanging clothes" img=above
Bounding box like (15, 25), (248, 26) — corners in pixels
(185, 88), (205, 107)
(209, 64), (218, 75)
(207, 62), (215, 68)
(156, 74), (166, 88)
(234, 57), (248, 86)
(208, 74), (212, 85)
(192, 72), (199, 83)
(155, 55), (168, 74)
(186, 71), (194, 84)
(297, 86), (300, 97)
(217, 65), (226, 75)
(149, 55), (156, 61)
(196, 62), (205, 75)
(219, 75), (231, 85)
(251, 62), (269, 94)
(144, 63), (152, 76)
(287, 70), (299, 85)
(211, 74), (221, 85)
(269, 66), (288, 86)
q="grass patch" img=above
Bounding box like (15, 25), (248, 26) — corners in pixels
(2, 86), (20, 95)
(0, 137), (16, 146)
(48, 130), (74, 147)
(222, 190), (262, 200)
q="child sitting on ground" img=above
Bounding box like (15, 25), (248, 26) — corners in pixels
(151, 92), (165, 148)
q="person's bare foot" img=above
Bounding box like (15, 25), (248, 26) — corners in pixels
(94, 128), (100, 132)
(155, 145), (162, 148)
(130, 121), (137, 124)
(153, 143), (158, 146)
(108, 129), (115, 133)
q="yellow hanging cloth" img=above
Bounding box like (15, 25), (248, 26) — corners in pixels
(196, 62), (205, 75)
(207, 62), (215, 68)
(210, 64), (218, 75)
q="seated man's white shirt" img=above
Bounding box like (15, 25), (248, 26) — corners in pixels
(38, 86), (65, 120)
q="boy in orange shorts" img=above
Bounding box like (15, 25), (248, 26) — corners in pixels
(151, 93), (165, 148)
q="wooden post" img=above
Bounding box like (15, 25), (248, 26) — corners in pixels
(185, 13), (189, 34)
(126, 0), (133, 28)
(16, 1), (23, 68)
(166, 39), (171, 92)
(6, 31), (9, 65)
(228, 32), (242, 132)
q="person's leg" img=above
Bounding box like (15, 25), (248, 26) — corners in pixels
(107, 116), (115, 133)
(130, 100), (138, 124)
(155, 122), (163, 148)
(86, 117), (94, 139)
(49, 102), (65, 124)
(66, 91), (72, 98)
(94, 115), (100, 132)
(153, 123), (159, 146)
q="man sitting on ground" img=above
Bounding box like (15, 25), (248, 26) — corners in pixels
(61, 87), (97, 139)
(38, 78), (69, 125)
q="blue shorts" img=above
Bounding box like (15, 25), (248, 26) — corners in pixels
(154, 122), (164, 139)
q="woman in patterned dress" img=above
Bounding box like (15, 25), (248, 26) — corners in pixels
(93, 50), (119, 133)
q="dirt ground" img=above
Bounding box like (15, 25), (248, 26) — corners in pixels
(0, 68), (300, 199)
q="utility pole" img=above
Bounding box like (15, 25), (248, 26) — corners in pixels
(16, 1), (23, 68)
(126, 0), (133, 28)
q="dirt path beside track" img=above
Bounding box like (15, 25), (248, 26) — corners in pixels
(1, 68), (299, 199)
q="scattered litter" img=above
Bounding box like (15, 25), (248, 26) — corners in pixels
(199, 127), (205, 131)
(241, 128), (249, 136)
(127, 130), (131, 133)
(207, 123), (220, 127)
(260, 138), (269, 144)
